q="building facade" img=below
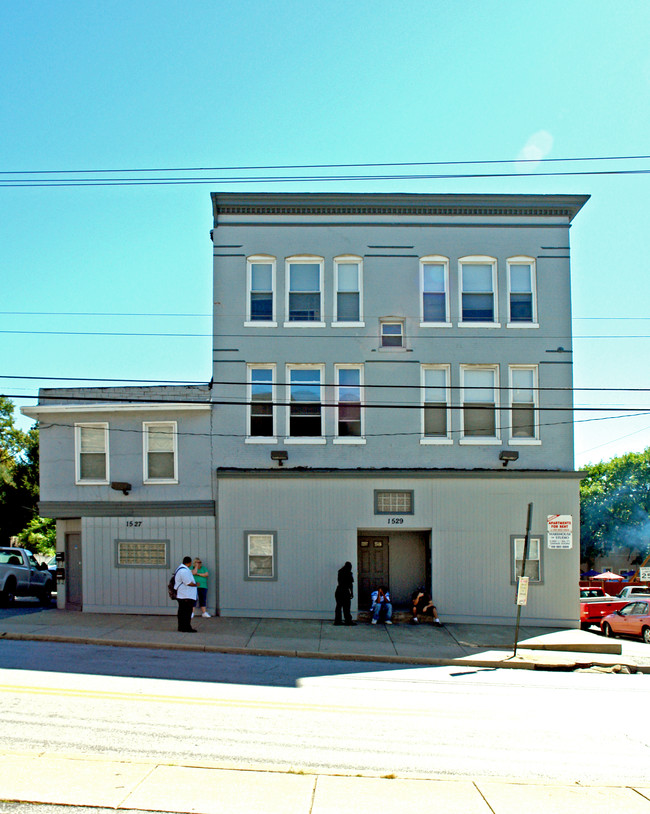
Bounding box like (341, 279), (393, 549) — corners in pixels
(25, 192), (589, 625)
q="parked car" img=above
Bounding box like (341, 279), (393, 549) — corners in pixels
(580, 591), (630, 630)
(0, 547), (54, 606)
(580, 588), (606, 599)
(616, 585), (650, 600)
(600, 601), (650, 644)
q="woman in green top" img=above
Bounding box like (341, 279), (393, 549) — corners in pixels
(192, 558), (211, 618)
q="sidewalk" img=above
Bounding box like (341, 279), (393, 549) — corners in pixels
(2, 749), (650, 813)
(2, 606), (650, 671)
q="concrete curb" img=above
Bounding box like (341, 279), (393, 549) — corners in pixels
(3, 630), (649, 673)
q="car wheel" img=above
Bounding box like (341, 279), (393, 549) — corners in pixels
(39, 587), (52, 605)
(602, 622), (615, 638)
(643, 627), (650, 645)
(0, 581), (16, 607)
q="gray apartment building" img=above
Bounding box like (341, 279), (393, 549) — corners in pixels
(24, 192), (589, 625)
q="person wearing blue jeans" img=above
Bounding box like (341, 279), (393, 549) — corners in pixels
(370, 586), (392, 624)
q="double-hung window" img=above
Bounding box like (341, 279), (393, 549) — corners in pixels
(460, 257), (498, 325)
(509, 366), (539, 442)
(421, 365), (452, 442)
(286, 365), (325, 441)
(335, 365), (364, 441)
(461, 366), (500, 441)
(380, 319), (405, 348)
(286, 256), (324, 324)
(507, 257), (537, 326)
(334, 256), (362, 324)
(75, 423), (109, 484)
(247, 365), (275, 440)
(512, 536), (542, 583)
(245, 532), (277, 580)
(246, 256), (276, 324)
(420, 257), (450, 325)
(143, 421), (177, 482)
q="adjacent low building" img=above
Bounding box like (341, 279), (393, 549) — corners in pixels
(24, 192), (589, 625)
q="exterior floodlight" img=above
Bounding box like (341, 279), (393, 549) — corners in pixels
(111, 481), (132, 495)
(270, 451), (288, 467)
(498, 450), (519, 467)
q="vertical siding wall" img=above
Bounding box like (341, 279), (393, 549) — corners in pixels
(218, 473), (580, 626)
(82, 515), (216, 614)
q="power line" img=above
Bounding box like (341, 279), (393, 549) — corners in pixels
(2, 153), (649, 175)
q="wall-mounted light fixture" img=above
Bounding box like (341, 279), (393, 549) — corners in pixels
(270, 451), (288, 467)
(498, 450), (519, 467)
(111, 481), (132, 495)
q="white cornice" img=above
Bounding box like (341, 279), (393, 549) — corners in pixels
(21, 403), (211, 418)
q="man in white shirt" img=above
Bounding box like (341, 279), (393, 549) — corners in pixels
(174, 556), (198, 633)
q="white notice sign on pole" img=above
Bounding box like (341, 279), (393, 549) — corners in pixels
(547, 515), (573, 549)
(516, 576), (529, 606)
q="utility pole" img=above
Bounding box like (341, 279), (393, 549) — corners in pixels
(513, 502), (533, 658)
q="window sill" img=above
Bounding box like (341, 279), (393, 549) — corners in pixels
(283, 321), (326, 328)
(459, 438), (502, 445)
(332, 321), (365, 328)
(419, 322), (453, 328)
(508, 438), (542, 446)
(245, 437), (278, 444)
(333, 437), (367, 444)
(244, 320), (277, 328)
(376, 346), (411, 352)
(420, 438), (454, 445)
(506, 322), (539, 329)
(458, 322), (502, 329)
(75, 480), (110, 486)
(283, 437), (327, 444)
(143, 479), (179, 485)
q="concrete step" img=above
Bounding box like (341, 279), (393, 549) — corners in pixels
(357, 610), (439, 624)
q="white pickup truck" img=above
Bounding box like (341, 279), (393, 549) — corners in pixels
(616, 585), (650, 600)
(0, 547), (54, 606)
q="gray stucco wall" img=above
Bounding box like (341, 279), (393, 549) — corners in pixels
(217, 471), (580, 626)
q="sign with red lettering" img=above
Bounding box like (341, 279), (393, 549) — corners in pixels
(547, 515), (573, 549)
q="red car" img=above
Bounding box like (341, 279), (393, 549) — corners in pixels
(600, 601), (650, 643)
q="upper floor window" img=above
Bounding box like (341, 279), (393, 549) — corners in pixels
(286, 256), (324, 324)
(247, 255), (276, 324)
(248, 365), (275, 440)
(380, 319), (405, 348)
(509, 366), (539, 441)
(287, 365), (324, 439)
(75, 423), (109, 484)
(460, 257), (498, 324)
(335, 365), (364, 440)
(334, 256), (362, 324)
(421, 365), (451, 442)
(420, 257), (450, 324)
(143, 421), (177, 482)
(507, 257), (537, 326)
(461, 365), (500, 441)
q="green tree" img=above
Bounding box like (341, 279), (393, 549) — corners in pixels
(580, 448), (650, 569)
(0, 397), (54, 552)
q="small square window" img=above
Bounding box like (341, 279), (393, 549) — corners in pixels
(380, 321), (404, 348)
(375, 490), (414, 514)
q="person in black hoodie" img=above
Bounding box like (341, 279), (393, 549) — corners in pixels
(334, 561), (356, 626)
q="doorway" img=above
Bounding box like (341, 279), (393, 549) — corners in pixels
(357, 535), (389, 609)
(358, 530), (430, 609)
(65, 532), (83, 610)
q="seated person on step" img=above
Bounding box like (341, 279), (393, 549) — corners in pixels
(411, 589), (442, 625)
(370, 586), (393, 624)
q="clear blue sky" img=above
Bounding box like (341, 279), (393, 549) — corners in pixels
(2, 0), (649, 467)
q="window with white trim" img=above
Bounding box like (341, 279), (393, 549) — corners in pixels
(460, 257), (498, 324)
(421, 365), (451, 441)
(247, 255), (275, 324)
(246, 532), (276, 579)
(461, 366), (499, 439)
(380, 319), (404, 348)
(248, 365), (275, 439)
(143, 421), (177, 482)
(509, 366), (538, 440)
(508, 257), (537, 325)
(286, 256), (323, 323)
(75, 423), (109, 483)
(420, 257), (450, 324)
(512, 536), (542, 583)
(287, 365), (323, 438)
(334, 256), (362, 323)
(336, 365), (363, 439)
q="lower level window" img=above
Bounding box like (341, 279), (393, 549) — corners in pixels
(116, 540), (168, 567)
(512, 536), (542, 582)
(246, 532), (276, 579)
